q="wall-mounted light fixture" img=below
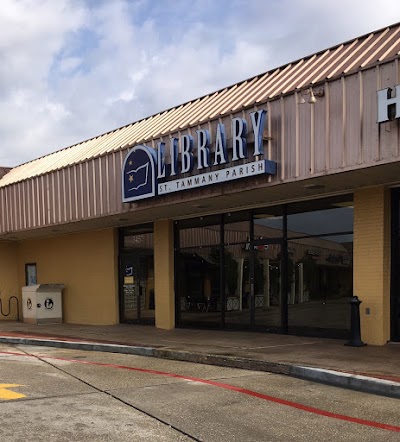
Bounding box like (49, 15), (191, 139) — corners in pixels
(262, 129), (273, 141)
(298, 87), (325, 104)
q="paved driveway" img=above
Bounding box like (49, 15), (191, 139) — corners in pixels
(0, 343), (399, 441)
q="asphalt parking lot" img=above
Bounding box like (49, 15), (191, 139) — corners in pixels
(1, 343), (399, 441)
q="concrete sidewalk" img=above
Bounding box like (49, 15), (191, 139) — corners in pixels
(0, 321), (399, 398)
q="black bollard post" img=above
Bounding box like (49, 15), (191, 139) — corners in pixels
(345, 296), (366, 347)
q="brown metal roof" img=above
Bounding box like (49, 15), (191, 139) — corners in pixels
(0, 167), (11, 179)
(1, 22), (400, 189)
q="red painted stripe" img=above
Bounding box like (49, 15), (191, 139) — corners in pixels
(1, 350), (399, 433)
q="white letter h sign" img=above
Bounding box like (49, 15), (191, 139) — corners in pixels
(377, 85), (400, 123)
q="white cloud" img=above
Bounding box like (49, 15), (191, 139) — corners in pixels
(0, 0), (399, 166)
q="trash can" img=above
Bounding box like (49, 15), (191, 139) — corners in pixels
(22, 284), (65, 324)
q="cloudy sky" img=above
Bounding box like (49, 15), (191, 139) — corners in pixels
(1, 0), (399, 167)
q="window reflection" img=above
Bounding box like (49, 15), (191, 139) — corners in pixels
(175, 195), (353, 338)
(178, 215), (222, 327)
(287, 197), (353, 337)
(179, 215), (221, 248)
(288, 198), (353, 237)
(223, 243), (250, 327)
(254, 206), (283, 238)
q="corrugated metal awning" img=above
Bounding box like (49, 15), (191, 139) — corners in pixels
(1, 22), (399, 189)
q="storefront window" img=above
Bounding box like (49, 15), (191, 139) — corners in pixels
(179, 215), (221, 248)
(251, 207), (284, 330)
(177, 215), (222, 327)
(222, 212), (251, 328)
(254, 206), (284, 237)
(287, 197), (353, 337)
(222, 247), (249, 327)
(175, 195), (353, 338)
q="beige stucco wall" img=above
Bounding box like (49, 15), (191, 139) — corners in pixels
(1, 186), (396, 346)
(154, 219), (175, 329)
(353, 186), (391, 345)
(0, 241), (19, 320)
(16, 228), (119, 325)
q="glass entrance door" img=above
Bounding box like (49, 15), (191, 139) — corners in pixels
(120, 253), (154, 324)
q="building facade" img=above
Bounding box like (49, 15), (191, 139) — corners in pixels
(1, 23), (400, 345)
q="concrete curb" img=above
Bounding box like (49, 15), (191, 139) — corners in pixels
(0, 336), (155, 357)
(1, 335), (399, 399)
(289, 366), (400, 399)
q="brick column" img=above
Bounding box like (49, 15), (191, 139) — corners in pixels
(154, 219), (175, 329)
(353, 186), (391, 345)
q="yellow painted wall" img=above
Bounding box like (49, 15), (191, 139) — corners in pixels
(0, 241), (19, 320)
(353, 186), (391, 345)
(17, 228), (119, 325)
(154, 219), (175, 329)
